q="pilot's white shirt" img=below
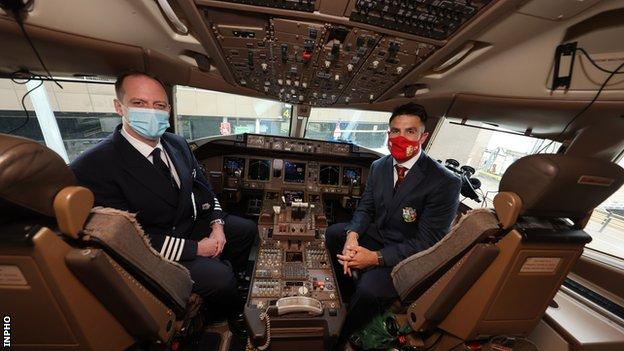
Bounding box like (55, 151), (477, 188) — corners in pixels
(392, 147), (422, 186)
(120, 126), (181, 187)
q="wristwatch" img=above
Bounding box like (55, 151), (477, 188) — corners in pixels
(376, 251), (385, 266)
(210, 218), (225, 226)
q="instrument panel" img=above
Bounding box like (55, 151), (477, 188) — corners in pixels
(246, 134), (352, 155)
(217, 156), (365, 195)
(284, 160), (306, 183)
(195, 134), (373, 349)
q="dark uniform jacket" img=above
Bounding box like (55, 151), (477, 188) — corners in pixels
(345, 153), (461, 266)
(70, 125), (223, 262)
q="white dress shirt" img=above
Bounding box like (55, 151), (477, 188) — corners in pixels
(120, 126), (181, 187)
(392, 147), (422, 186)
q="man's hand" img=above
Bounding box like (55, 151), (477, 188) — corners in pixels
(209, 224), (227, 257)
(197, 237), (219, 257)
(337, 231), (359, 276)
(338, 246), (378, 271)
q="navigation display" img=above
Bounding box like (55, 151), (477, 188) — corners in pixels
(319, 165), (340, 186)
(342, 167), (362, 186)
(248, 159), (271, 181)
(223, 157), (245, 178)
(284, 161), (306, 183)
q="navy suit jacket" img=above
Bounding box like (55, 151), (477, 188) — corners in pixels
(345, 153), (461, 266)
(70, 125), (222, 261)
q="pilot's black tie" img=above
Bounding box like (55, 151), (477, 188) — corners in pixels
(151, 148), (178, 190)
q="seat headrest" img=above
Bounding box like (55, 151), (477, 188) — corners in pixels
(0, 133), (76, 217)
(499, 154), (624, 219)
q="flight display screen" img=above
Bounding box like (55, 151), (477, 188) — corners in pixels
(283, 190), (305, 203)
(319, 165), (340, 186)
(284, 161), (306, 183)
(223, 157), (245, 178)
(343, 167), (362, 186)
(248, 159), (271, 181)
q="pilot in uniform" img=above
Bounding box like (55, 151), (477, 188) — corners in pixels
(70, 72), (257, 320)
(325, 102), (461, 340)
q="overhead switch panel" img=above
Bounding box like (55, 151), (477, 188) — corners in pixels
(350, 0), (493, 40)
(216, 0), (316, 12)
(205, 10), (437, 105)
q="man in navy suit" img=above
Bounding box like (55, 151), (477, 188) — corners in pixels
(70, 72), (257, 320)
(325, 102), (461, 340)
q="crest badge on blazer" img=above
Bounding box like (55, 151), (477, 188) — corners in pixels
(402, 207), (417, 222)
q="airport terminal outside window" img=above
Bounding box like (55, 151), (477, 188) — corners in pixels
(306, 107), (391, 153)
(174, 86), (291, 140)
(0, 78), (119, 162)
(584, 157), (624, 259)
(427, 118), (561, 208)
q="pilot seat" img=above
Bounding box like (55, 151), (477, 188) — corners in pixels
(0, 133), (213, 350)
(385, 154), (624, 350)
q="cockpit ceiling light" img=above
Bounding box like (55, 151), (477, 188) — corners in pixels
(432, 42), (475, 72)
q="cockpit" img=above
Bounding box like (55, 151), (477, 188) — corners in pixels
(1, 1), (624, 351)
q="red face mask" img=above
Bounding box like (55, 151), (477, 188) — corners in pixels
(388, 136), (421, 162)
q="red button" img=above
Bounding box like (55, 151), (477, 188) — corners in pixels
(302, 50), (312, 62)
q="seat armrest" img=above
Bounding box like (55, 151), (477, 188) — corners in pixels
(54, 186), (94, 238)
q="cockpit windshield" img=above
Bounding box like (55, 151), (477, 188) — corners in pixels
(306, 107), (391, 154)
(173, 86), (392, 153)
(174, 86), (292, 140)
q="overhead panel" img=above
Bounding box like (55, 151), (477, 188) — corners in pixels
(203, 8), (439, 106)
(214, 0), (317, 12)
(306, 26), (380, 105)
(342, 37), (435, 103)
(272, 19), (326, 105)
(348, 0), (494, 40)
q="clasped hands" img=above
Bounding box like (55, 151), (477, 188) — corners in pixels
(336, 231), (378, 276)
(197, 223), (226, 257)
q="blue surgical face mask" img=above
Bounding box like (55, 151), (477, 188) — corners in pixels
(125, 107), (170, 140)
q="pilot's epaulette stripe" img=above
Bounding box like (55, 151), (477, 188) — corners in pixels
(160, 236), (171, 257)
(169, 238), (181, 261)
(174, 239), (185, 261)
(163, 237), (176, 260)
